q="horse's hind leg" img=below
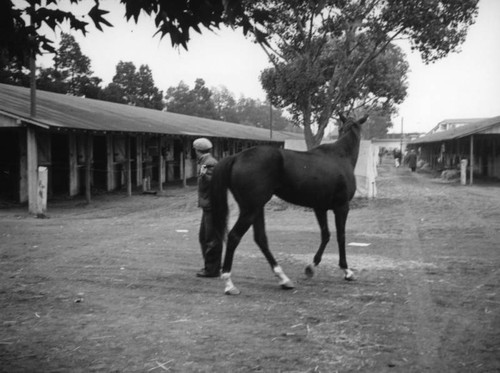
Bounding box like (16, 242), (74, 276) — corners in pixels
(221, 210), (255, 295)
(334, 203), (354, 281)
(253, 209), (294, 289)
(305, 209), (330, 278)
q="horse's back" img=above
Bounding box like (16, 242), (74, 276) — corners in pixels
(276, 148), (356, 208)
(229, 146), (284, 207)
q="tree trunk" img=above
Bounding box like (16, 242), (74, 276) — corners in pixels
(302, 101), (316, 150)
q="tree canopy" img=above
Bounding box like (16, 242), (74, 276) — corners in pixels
(100, 61), (164, 110)
(0, 0), (267, 67)
(255, 0), (478, 148)
(165, 80), (292, 131)
(1, 0), (479, 146)
(165, 79), (218, 119)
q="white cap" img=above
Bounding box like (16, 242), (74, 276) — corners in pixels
(193, 138), (212, 150)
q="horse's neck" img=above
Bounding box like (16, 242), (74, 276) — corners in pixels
(331, 128), (361, 167)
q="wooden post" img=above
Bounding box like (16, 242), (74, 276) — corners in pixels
(182, 138), (187, 187)
(68, 133), (79, 196)
(36, 166), (48, 217)
(125, 134), (132, 196)
(85, 133), (92, 204)
(19, 129), (28, 203)
(136, 135), (143, 186)
(27, 126), (38, 214)
(460, 159), (467, 185)
(157, 135), (163, 192)
(106, 134), (114, 191)
(180, 153), (185, 187)
(469, 135), (474, 186)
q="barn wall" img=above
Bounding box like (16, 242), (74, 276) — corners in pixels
(0, 123), (285, 205)
(0, 129), (20, 200)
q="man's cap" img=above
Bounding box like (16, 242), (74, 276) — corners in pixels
(193, 138), (213, 150)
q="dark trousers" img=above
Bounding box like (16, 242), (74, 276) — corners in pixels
(199, 209), (222, 274)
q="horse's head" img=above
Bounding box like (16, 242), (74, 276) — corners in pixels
(338, 113), (368, 137)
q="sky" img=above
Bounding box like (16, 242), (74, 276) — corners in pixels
(37, 0), (500, 134)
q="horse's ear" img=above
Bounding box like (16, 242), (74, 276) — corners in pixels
(339, 113), (347, 123)
(358, 115), (368, 125)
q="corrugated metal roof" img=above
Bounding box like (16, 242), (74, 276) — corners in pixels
(0, 83), (303, 142)
(436, 118), (486, 125)
(411, 116), (500, 144)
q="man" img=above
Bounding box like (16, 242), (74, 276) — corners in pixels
(193, 138), (222, 278)
(406, 149), (418, 172)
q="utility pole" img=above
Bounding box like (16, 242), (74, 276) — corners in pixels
(29, 6), (36, 117)
(400, 117), (404, 153)
(269, 96), (273, 140)
(28, 4), (39, 215)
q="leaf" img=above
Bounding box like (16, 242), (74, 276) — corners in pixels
(88, 4), (113, 31)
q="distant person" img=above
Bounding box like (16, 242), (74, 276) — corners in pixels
(406, 149), (418, 172)
(394, 149), (402, 168)
(378, 148), (384, 165)
(193, 138), (222, 278)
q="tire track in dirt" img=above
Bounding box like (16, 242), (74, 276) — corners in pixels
(392, 168), (500, 371)
(395, 172), (446, 371)
(429, 184), (500, 370)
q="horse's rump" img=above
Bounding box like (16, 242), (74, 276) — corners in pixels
(210, 155), (235, 241)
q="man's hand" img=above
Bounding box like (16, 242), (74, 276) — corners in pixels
(200, 165), (208, 176)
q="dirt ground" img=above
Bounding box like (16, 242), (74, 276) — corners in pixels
(1, 157), (499, 373)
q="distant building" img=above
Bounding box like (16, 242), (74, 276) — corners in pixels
(0, 83), (302, 211)
(426, 118), (486, 135)
(409, 116), (500, 184)
(371, 132), (424, 152)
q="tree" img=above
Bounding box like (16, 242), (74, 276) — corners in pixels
(165, 79), (217, 119)
(212, 86), (239, 123)
(36, 67), (66, 93)
(1, 32), (102, 97)
(362, 107), (394, 140)
(103, 61), (163, 109)
(101, 82), (126, 104)
(256, 0), (478, 148)
(53, 33), (95, 95)
(164, 81), (192, 114)
(236, 97), (290, 131)
(166, 80), (293, 129)
(110, 61), (138, 104)
(136, 65), (164, 110)
(1, 0), (111, 68)
(1, 0), (268, 68)
(0, 60), (30, 86)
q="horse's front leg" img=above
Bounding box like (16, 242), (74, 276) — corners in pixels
(334, 203), (354, 281)
(305, 209), (330, 278)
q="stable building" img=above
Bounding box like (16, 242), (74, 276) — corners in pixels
(0, 83), (301, 211)
(409, 115), (500, 184)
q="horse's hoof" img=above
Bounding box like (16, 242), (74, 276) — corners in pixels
(305, 264), (315, 278)
(280, 280), (295, 290)
(343, 269), (355, 281)
(224, 286), (241, 295)
(344, 273), (355, 281)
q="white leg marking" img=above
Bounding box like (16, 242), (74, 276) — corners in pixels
(273, 266), (294, 289)
(221, 272), (240, 295)
(344, 268), (355, 281)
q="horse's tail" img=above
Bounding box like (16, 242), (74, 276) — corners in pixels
(210, 156), (235, 242)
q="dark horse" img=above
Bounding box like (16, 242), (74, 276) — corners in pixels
(210, 114), (368, 294)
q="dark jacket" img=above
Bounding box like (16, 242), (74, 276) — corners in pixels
(197, 153), (218, 209)
(406, 152), (417, 168)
